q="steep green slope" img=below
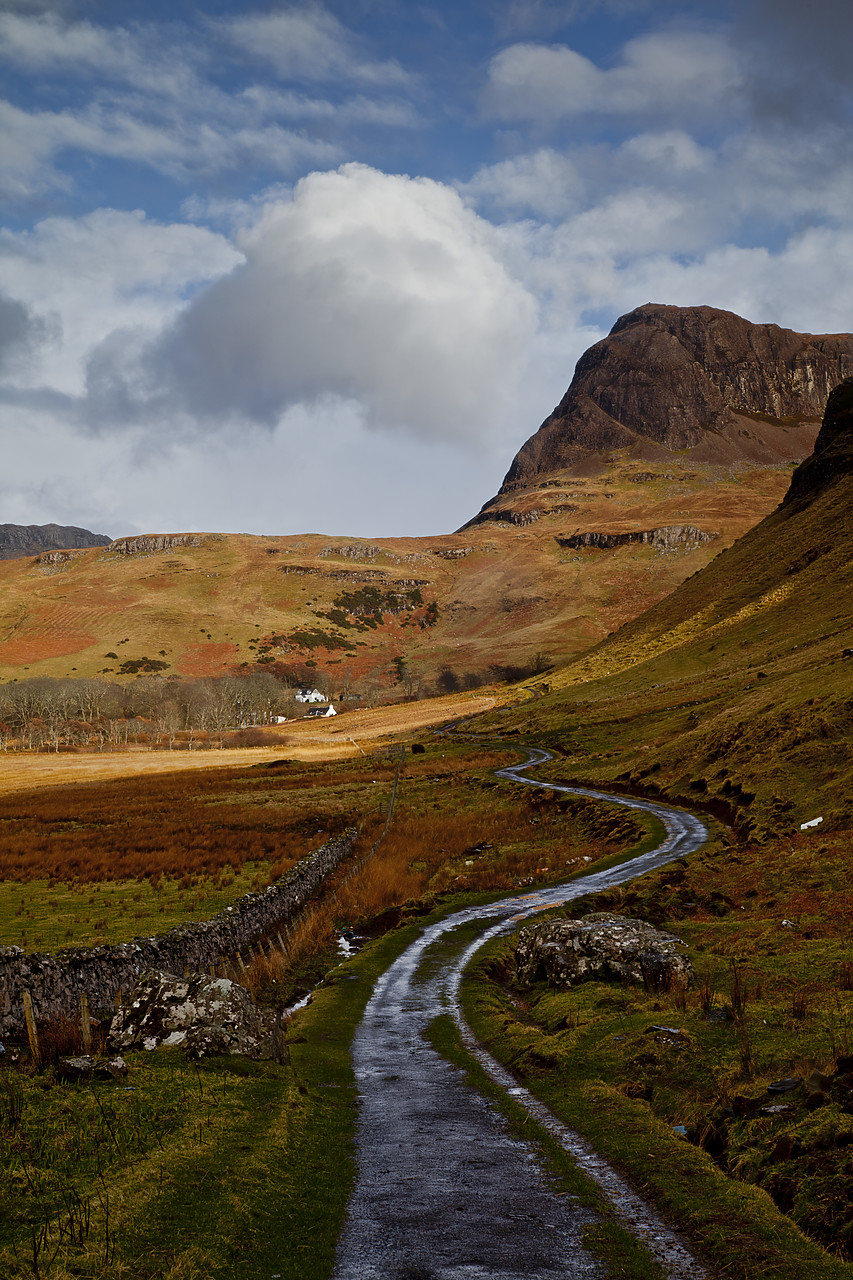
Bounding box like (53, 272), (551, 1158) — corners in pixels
(485, 378), (853, 841)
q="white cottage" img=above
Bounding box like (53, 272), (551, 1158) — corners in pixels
(295, 687), (327, 703)
(305, 704), (337, 718)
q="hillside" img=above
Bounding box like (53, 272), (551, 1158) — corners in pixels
(485, 376), (853, 839)
(2, 306), (846, 693)
(0, 470), (796, 693)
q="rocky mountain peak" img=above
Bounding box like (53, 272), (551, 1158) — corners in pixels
(0, 523), (111, 561)
(499, 304), (853, 488)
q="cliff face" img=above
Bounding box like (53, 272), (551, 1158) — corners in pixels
(0, 523), (111, 561)
(108, 533), (206, 555)
(501, 304), (853, 487)
(784, 377), (853, 508)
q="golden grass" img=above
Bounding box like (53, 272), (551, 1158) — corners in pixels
(0, 461), (793, 695)
(0, 691), (501, 798)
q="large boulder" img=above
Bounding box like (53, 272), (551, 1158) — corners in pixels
(108, 970), (285, 1060)
(514, 912), (693, 991)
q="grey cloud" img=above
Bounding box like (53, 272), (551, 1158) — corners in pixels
(0, 291), (48, 369)
(482, 29), (744, 127)
(225, 7), (412, 88)
(735, 0), (853, 124)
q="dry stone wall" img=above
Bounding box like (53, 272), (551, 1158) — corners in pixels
(0, 828), (356, 1039)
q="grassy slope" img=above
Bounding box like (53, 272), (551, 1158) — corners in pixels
(461, 940), (853, 1280)
(0, 458), (792, 688)
(481, 461), (853, 841)
(452, 413), (853, 1270)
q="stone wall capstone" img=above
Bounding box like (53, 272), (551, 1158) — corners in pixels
(0, 828), (357, 1039)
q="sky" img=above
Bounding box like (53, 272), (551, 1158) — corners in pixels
(1, 0), (852, 539)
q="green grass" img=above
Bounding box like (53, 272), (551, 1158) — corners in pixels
(459, 932), (853, 1279)
(0, 916), (432, 1280)
(0, 863), (271, 951)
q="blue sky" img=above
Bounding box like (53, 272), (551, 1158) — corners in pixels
(1, 0), (852, 537)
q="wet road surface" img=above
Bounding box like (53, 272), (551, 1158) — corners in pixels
(332, 749), (711, 1280)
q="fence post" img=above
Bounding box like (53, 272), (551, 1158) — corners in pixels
(22, 991), (40, 1069)
(80, 992), (92, 1053)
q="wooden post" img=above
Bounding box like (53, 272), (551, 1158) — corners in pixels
(22, 991), (40, 1069)
(237, 953), (247, 973)
(80, 992), (92, 1053)
(276, 931), (286, 952)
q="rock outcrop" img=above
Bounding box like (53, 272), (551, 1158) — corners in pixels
(463, 507), (543, 529)
(501, 304), (853, 486)
(57, 1055), (128, 1082)
(34, 549), (87, 566)
(0, 523), (110, 561)
(784, 377), (853, 508)
(514, 912), (693, 991)
(107, 533), (206, 555)
(109, 971), (283, 1060)
(557, 525), (718, 552)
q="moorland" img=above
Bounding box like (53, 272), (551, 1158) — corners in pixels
(3, 310), (853, 1279)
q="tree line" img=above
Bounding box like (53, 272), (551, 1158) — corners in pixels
(0, 672), (295, 752)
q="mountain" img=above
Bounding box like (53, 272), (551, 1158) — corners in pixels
(502, 303), (853, 482)
(493, 376), (853, 842)
(0, 523), (111, 561)
(0, 307), (846, 692)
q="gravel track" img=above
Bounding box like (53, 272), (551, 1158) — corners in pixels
(332, 749), (711, 1280)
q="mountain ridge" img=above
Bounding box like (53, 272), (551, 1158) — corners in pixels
(0, 523), (111, 561)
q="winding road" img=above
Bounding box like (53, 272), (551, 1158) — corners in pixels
(332, 749), (711, 1280)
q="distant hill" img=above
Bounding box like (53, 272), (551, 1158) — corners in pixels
(0, 523), (111, 561)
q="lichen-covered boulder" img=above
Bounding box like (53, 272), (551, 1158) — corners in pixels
(514, 912), (693, 991)
(108, 970), (284, 1060)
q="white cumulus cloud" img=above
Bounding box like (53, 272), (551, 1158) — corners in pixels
(140, 164), (537, 445)
(482, 29), (743, 124)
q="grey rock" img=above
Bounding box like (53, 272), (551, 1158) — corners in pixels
(766, 1077), (802, 1094)
(108, 970), (282, 1060)
(107, 533), (204, 555)
(556, 525), (718, 553)
(514, 912), (693, 991)
(57, 1054), (128, 1082)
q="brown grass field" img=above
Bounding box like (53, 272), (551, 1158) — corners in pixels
(0, 690), (500, 799)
